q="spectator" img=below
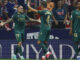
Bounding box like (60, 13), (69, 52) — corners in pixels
(3, 0), (15, 18)
(61, 0), (69, 9)
(52, 0), (59, 7)
(64, 0), (72, 6)
(8, 0), (16, 4)
(68, 1), (77, 17)
(17, 0), (27, 10)
(2, 0), (9, 20)
(65, 0), (77, 29)
(52, 0), (67, 28)
(2, 0), (16, 31)
(0, 0), (2, 21)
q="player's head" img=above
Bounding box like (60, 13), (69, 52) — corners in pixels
(77, 2), (80, 9)
(57, 0), (63, 7)
(17, 5), (24, 13)
(41, 1), (47, 9)
(4, 0), (8, 5)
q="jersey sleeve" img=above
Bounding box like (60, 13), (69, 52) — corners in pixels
(12, 14), (17, 22)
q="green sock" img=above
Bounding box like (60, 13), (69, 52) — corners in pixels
(15, 46), (19, 55)
(44, 42), (48, 50)
(74, 43), (79, 56)
(17, 46), (23, 56)
(40, 42), (48, 55)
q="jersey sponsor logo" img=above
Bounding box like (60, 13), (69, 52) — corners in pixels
(74, 33), (78, 37)
(17, 15), (25, 21)
(45, 12), (51, 15)
(18, 18), (25, 21)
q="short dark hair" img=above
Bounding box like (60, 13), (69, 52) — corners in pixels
(17, 5), (23, 8)
(41, 1), (47, 8)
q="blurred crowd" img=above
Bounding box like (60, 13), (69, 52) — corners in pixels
(0, 0), (80, 31)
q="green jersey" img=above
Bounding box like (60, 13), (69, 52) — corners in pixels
(71, 10), (80, 33)
(38, 10), (52, 30)
(12, 13), (28, 33)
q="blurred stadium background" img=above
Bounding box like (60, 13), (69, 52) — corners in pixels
(0, 0), (80, 59)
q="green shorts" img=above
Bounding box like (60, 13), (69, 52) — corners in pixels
(15, 33), (24, 43)
(38, 29), (50, 42)
(73, 32), (80, 42)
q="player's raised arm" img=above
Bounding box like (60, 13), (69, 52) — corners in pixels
(26, 15), (41, 23)
(29, 18), (41, 23)
(0, 18), (13, 27)
(27, 1), (38, 12)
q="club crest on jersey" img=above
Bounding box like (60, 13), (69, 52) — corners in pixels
(74, 33), (78, 37)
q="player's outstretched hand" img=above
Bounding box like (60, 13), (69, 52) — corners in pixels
(37, 18), (41, 23)
(0, 22), (5, 27)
